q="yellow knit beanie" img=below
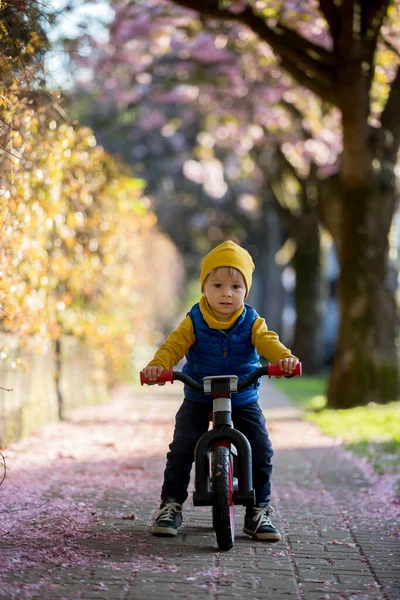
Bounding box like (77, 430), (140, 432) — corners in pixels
(200, 240), (255, 298)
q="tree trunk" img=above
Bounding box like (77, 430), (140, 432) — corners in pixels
(326, 54), (400, 408)
(259, 209), (284, 336)
(268, 162), (324, 373)
(292, 208), (323, 374)
(250, 217), (284, 335)
(327, 182), (399, 408)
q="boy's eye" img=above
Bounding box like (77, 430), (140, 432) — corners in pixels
(233, 284), (241, 289)
(214, 283), (221, 288)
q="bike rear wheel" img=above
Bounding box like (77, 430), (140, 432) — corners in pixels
(212, 445), (234, 551)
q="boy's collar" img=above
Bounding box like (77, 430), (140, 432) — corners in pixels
(199, 296), (245, 329)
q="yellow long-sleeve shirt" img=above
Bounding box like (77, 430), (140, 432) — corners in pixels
(147, 297), (294, 369)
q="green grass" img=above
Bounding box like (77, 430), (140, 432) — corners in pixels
(274, 375), (328, 410)
(309, 402), (400, 476)
(273, 376), (400, 477)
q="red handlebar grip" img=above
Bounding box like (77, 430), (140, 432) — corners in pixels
(268, 362), (302, 378)
(140, 369), (174, 385)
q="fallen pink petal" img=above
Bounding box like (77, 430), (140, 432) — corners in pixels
(0, 382), (398, 599)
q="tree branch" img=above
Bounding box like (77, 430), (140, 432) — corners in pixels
(166, 0), (337, 103)
(275, 146), (306, 193)
(361, 0), (390, 93)
(381, 65), (400, 159)
(318, 0), (339, 36)
(382, 36), (400, 60)
(274, 21), (337, 67)
(279, 56), (336, 104)
(267, 180), (299, 235)
(362, 0), (389, 41)
(0, 452), (6, 487)
(281, 99), (305, 122)
(358, 2), (390, 98)
(260, 145), (304, 235)
(337, 0), (357, 50)
(317, 172), (342, 244)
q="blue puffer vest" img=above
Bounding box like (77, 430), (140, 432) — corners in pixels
(182, 303), (261, 406)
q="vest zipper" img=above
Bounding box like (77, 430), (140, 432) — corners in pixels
(222, 339), (228, 359)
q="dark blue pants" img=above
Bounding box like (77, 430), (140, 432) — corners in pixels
(161, 399), (274, 505)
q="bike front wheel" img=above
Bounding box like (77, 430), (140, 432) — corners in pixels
(212, 445), (234, 551)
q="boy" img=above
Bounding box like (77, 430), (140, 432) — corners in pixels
(142, 240), (298, 541)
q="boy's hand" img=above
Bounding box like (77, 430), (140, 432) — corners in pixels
(141, 365), (166, 385)
(277, 357), (299, 378)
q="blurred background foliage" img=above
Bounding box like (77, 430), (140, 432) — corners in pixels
(0, 0), (184, 392)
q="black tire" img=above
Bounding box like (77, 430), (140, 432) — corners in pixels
(212, 445), (235, 551)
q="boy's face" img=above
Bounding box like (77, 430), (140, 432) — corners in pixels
(203, 268), (246, 321)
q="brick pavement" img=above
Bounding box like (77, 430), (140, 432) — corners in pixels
(0, 381), (399, 600)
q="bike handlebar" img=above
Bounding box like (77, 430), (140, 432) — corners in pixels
(140, 362), (302, 391)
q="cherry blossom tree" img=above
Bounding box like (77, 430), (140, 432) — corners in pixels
(105, 0), (400, 408)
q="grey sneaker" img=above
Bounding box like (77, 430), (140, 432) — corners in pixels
(243, 505), (281, 541)
(151, 500), (183, 536)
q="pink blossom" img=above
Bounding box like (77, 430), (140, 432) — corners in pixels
(228, 3), (247, 14)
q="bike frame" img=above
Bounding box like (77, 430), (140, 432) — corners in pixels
(193, 376), (255, 508)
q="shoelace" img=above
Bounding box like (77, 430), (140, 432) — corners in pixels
(154, 502), (181, 523)
(251, 505), (274, 533)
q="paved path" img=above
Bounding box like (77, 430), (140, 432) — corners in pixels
(0, 381), (399, 600)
